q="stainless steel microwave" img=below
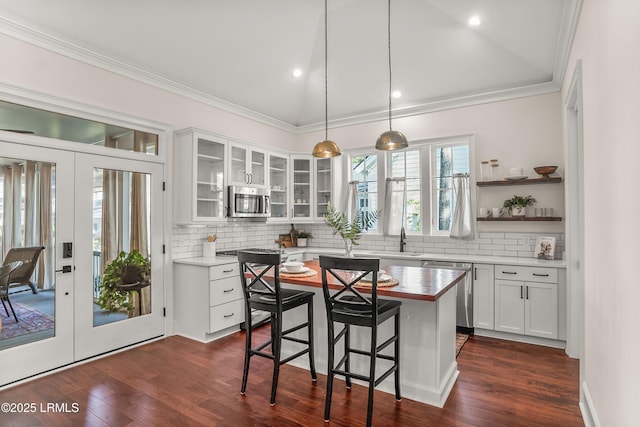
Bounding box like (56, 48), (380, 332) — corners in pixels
(227, 186), (270, 218)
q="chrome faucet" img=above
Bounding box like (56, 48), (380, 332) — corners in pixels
(400, 226), (406, 252)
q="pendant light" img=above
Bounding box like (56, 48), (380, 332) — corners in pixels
(312, 0), (342, 158)
(376, 0), (408, 151)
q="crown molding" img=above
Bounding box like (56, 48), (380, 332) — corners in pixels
(552, 0), (584, 87)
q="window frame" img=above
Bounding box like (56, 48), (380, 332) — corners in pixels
(345, 134), (475, 237)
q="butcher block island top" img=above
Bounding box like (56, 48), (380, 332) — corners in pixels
(267, 260), (466, 301)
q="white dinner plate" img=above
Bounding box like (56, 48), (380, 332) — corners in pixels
(281, 266), (311, 274)
(361, 272), (392, 282)
(505, 175), (528, 180)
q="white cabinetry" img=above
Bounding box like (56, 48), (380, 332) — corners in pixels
(268, 152), (290, 221)
(228, 141), (267, 187)
(494, 265), (558, 339)
(174, 260), (245, 342)
(291, 155), (313, 220)
(473, 264), (495, 330)
(174, 129), (227, 223)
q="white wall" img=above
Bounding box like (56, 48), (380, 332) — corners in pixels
(0, 33), (297, 151)
(562, 1), (640, 426)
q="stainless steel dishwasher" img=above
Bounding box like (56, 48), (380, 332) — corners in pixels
(422, 260), (473, 333)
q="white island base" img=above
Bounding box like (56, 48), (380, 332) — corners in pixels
(277, 283), (458, 408)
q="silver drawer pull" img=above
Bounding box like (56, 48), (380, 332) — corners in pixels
(222, 269), (234, 273)
(502, 271), (517, 275)
(223, 288), (234, 293)
(224, 313), (234, 318)
(533, 273), (550, 277)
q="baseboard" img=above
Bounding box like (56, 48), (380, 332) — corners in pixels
(474, 328), (566, 349)
(580, 381), (601, 427)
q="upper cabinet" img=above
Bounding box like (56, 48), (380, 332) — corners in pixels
(268, 152), (290, 221)
(314, 157), (332, 218)
(228, 141), (266, 187)
(291, 155), (313, 221)
(174, 129), (227, 223)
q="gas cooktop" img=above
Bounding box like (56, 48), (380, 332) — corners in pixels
(216, 248), (279, 257)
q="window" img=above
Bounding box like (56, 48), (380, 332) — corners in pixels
(347, 135), (472, 236)
(431, 143), (470, 234)
(350, 153), (379, 232)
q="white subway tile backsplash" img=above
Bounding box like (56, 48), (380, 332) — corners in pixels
(170, 222), (564, 260)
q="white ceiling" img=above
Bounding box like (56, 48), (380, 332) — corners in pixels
(0, 0), (580, 131)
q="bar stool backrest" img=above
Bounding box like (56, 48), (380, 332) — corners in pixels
(237, 251), (282, 306)
(319, 256), (380, 325)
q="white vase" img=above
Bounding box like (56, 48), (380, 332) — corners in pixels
(511, 206), (526, 217)
(297, 238), (307, 247)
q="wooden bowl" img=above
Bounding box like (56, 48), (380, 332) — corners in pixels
(533, 166), (557, 178)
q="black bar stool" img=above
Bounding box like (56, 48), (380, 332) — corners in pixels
(238, 251), (317, 405)
(319, 255), (401, 427)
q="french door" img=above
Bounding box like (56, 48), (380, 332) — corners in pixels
(0, 143), (165, 385)
(74, 153), (164, 360)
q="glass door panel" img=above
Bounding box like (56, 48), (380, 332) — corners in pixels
(0, 142), (74, 386)
(74, 154), (164, 360)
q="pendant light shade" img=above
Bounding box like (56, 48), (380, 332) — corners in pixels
(313, 139), (341, 158)
(376, 130), (408, 151)
(312, 0), (342, 158)
(376, 0), (408, 151)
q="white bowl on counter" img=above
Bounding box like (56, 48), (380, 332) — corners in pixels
(282, 261), (304, 272)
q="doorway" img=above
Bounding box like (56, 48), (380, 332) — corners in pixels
(0, 142), (165, 385)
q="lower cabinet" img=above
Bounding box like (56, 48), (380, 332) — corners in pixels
(174, 260), (245, 342)
(494, 265), (558, 339)
(473, 264), (495, 330)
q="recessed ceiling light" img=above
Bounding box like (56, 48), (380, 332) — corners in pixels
(468, 15), (481, 27)
(292, 68), (303, 78)
(392, 90), (402, 99)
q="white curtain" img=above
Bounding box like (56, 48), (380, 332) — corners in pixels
(345, 180), (359, 217)
(450, 173), (475, 240)
(383, 178), (406, 236)
(2, 161), (55, 289)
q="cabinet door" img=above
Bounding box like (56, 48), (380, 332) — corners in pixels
(494, 279), (524, 334)
(229, 143), (249, 185)
(195, 137), (226, 220)
(291, 156), (313, 220)
(249, 148), (266, 186)
(473, 264), (495, 329)
(268, 152), (290, 220)
(315, 157), (332, 218)
(525, 282), (558, 339)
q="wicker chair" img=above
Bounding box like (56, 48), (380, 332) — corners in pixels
(2, 246), (45, 295)
(0, 261), (25, 322)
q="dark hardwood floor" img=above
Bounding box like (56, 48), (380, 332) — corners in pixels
(0, 329), (583, 426)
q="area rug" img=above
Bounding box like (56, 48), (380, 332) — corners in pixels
(456, 333), (470, 357)
(0, 302), (54, 339)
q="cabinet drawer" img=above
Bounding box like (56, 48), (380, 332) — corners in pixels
(494, 265), (557, 283)
(209, 263), (239, 280)
(209, 276), (243, 306)
(209, 299), (245, 333)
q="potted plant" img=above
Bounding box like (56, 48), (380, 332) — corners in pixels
(503, 195), (536, 217)
(295, 231), (313, 247)
(97, 250), (151, 313)
(324, 203), (378, 257)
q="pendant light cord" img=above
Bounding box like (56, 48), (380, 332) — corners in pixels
(387, 0), (393, 132)
(324, 0), (329, 141)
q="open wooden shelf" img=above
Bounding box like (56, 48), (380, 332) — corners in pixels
(477, 177), (562, 187)
(477, 217), (562, 222)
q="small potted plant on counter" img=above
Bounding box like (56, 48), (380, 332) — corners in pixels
(503, 194), (536, 217)
(295, 231), (313, 247)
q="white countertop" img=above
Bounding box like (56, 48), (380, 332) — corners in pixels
(173, 248), (566, 268)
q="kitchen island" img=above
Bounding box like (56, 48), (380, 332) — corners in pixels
(266, 260), (466, 408)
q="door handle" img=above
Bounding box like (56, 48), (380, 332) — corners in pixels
(55, 265), (73, 273)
